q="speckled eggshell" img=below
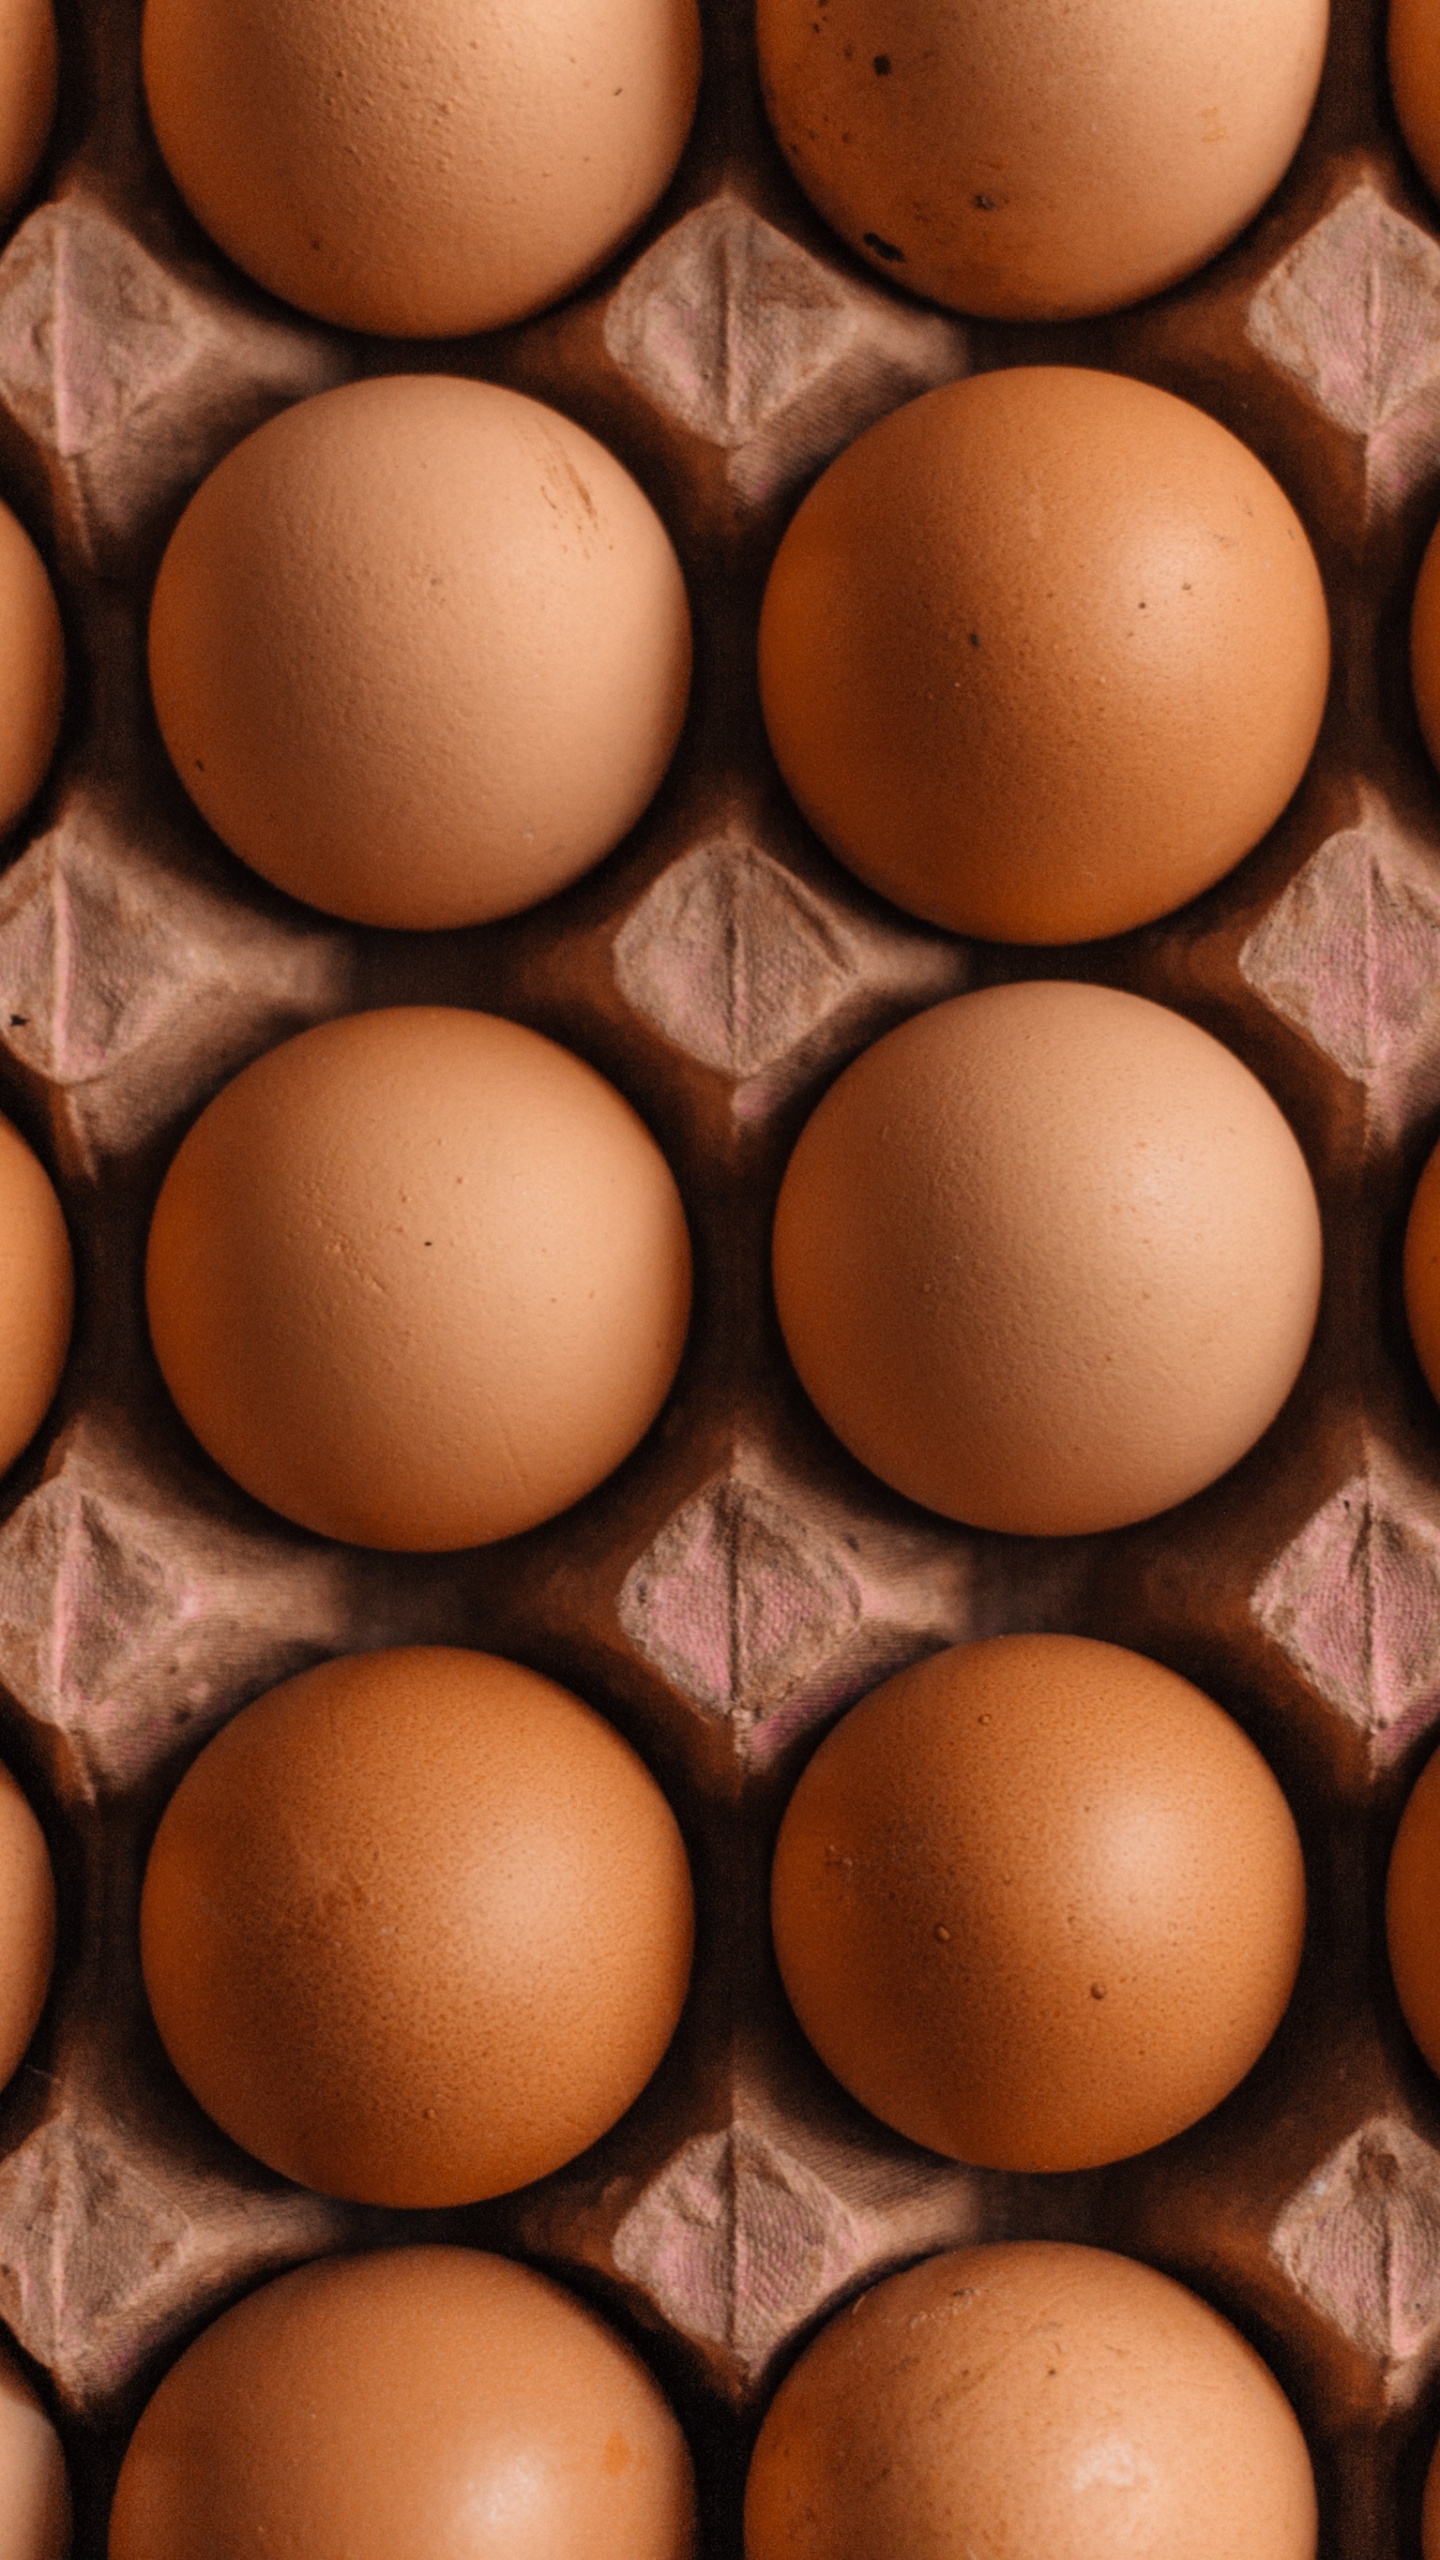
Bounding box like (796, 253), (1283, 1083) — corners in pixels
(771, 1635), (1306, 2171)
(0, 499), (63, 842)
(141, 0), (701, 337)
(0, 0), (55, 231)
(743, 2243), (1317, 2560)
(1392, 0), (1440, 208)
(0, 1112), (71, 1485)
(140, 1647), (694, 2206)
(758, 0), (1327, 320)
(0, 1757), (54, 2101)
(771, 982), (1323, 1537)
(0, 2339), (69, 2560)
(759, 369), (1330, 944)
(144, 1006), (692, 1551)
(108, 2246), (697, 2560)
(148, 376), (692, 930)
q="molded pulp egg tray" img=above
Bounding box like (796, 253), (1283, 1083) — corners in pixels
(0, 0), (1437, 2550)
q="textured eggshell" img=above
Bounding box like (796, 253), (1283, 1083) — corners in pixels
(148, 376), (692, 930)
(772, 1635), (1306, 2171)
(0, 1114), (71, 1484)
(0, 2340), (69, 2560)
(1384, 1735), (1440, 2084)
(759, 369), (1330, 944)
(0, 1758), (55, 2100)
(140, 1647), (694, 2206)
(145, 1007), (692, 1551)
(743, 2243), (1318, 2560)
(0, 0), (55, 231)
(771, 982), (1323, 1537)
(0, 500), (63, 843)
(141, 0), (700, 337)
(108, 2246), (697, 2560)
(1392, 0), (1440, 209)
(758, 0), (1327, 320)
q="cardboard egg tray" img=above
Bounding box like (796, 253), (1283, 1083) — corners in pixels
(0, 0), (1437, 2548)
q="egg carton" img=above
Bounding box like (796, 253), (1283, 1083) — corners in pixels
(0, 0), (1433, 2549)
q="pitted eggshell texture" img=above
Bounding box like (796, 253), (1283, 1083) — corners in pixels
(140, 1648), (695, 2207)
(0, 1755), (53, 2106)
(772, 1635), (1305, 2172)
(743, 2243), (1318, 2560)
(771, 981), (1323, 1536)
(0, 0), (55, 230)
(759, 368), (1330, 945)
(0, 499), (63, 843)
(0, 2338), (69, 2560)
(109, 2247), (697, 2560)
(758, 0), (1327, 320)
(147, 375), (692, 930)
(0, 1111), (71, 1484)
(144, 1007), (692, 1551)
(141, 0), (701, 336)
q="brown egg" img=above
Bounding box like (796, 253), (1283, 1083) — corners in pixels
(0, 0), (56, 231)
(109, 2246), (696, 2560)
(772, 982), (1322, 1537)
(758, 0), (1326, 321)
(0, 1758), (55, 2100)
(1411, 513), (1440, 789)
(772, 1635), (1305, 2172)
(1392, 0), (1440, 209)
(759, 369), (1329, 945)
(0, 2338), (69, 2560)
(1404, 1135), (1440, 1416)
(148, 377), (691, 930)
(1385, 1736), (1440, 2082)
(145, 1007), (691, 1551)
(744, 2243), (1317, 2560)
(141, 0), (700, 336)
(0, 1114), (71, 1484)
(0, 500), (63, 841)
(140, 1647), (694, 2205)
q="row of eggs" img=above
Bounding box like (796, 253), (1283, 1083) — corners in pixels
(6, 1631), (1440, 2207)
(7, 979), (1440, 1545)
(6, 359), (1440, 955)
(2, 2231), (1391, 2559)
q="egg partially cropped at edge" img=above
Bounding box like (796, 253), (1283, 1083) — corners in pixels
(0, 0), (56, 233)
(142, 0), (701, 336)
(758, 0), (1327, 321)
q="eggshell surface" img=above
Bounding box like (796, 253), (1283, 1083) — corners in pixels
(0, 1112), (71, 1483)
(141, 1647), (694, 2205)
(1410, 511), (1440, 790)
(141, 0), (701, 336)
(759, 369), (1330, 944)
(0, 499), (63, 842)
(1392, 0), (1440, 208)
(743, 2242), (1317, 2560)
(0, 2340), (69, 2560)
(108, 2246), (697, 2560)
(758, 0), (1327, 320)
(1384, 1735), (1440, 2086)
(772, 982), (1322, 1536)
(148, 376), (692, 929)
(0, 0), (55, 231)
(144, 1007), (692, 1550)
(0, 1757), (54, 2101)
(772, 1635), (1305, 2171)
